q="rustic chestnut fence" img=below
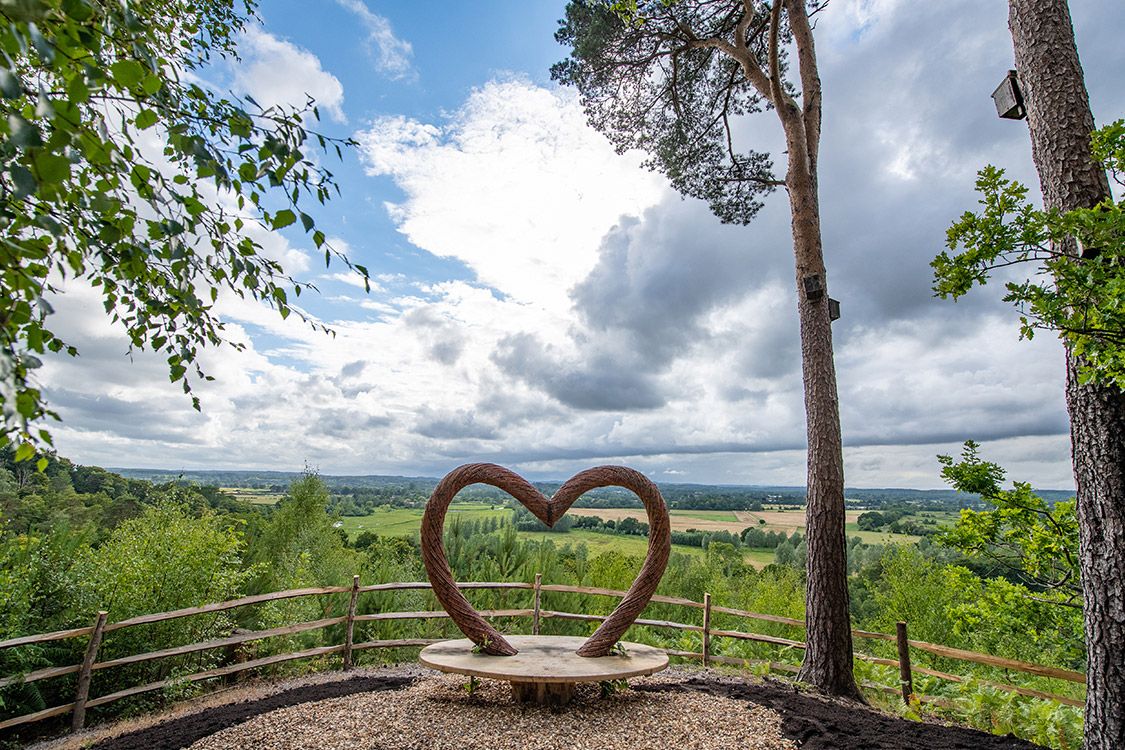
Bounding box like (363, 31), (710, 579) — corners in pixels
(0, 576), (1086, 734)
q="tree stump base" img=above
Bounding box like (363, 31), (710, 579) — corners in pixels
(510, 680), (576, 706)
(419, 635), (668, 707)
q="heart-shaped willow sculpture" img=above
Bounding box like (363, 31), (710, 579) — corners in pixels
(421, 463), (671, 657)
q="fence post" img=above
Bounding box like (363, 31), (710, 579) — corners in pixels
(702, 593), (712, 667)
(343, 575), (360, 670)
(896, 620), (913, 704)
(71, 611), (108, 732)
(532, 573), (542, 635)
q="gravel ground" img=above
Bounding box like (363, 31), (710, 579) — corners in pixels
(26, 664), (1049, 750)
(28, 668), (426, 750)
(188, 672), (795, 750)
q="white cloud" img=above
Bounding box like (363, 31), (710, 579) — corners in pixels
(233, 27), (346, 123)
(335, 0), (415, 81)
(41, 0), (1125, 490)
(355, 78), (666, 311)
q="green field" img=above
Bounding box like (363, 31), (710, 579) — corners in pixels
(842, 509), (960, 545)
(333, 502), (940, 565)
(911, 510), (962, 526)
(668, 509), (739, 522)
(338, 505), (776, 567)
(500, 529), (775, 567)
(243, 487), (935, 552)
(222, 487), (285, 505)
(844, 523), (922, 545)
(338, 503), (510, 537)
(518, 528), (684, 556)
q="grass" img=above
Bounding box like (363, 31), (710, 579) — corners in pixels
(229, 482), (940, 550)
(913, 510), (962, 526)
(329, 501), (940, 564)
(519, 529), (708, 557)
(221, 487), (285, 505)
(339, 503), (511, 537)
(668, 509), (740, 522)
(520, 529), (776, 568)
(844, 523), (922, 545)
(338, 507), (776, 568)
(743, 548), (777, 567)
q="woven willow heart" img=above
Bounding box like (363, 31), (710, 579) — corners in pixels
(420, 463), (671, 657)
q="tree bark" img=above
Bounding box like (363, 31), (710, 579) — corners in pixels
(1008, 2), (1125, 747)
(760, 0), (858, 699)
(777, 98), (860, 699)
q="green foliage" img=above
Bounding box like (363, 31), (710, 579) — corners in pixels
(599, 677), (629, 696)
(72, 502), (252, 682)
(951, 681), (1083, 750)
(247, 473), (361, 595)
(74, 502), (249, 620)
(1, 499), (252, 723)
(933, 121), (1125, 387)
(938, 441), (1080, 606)
(552, 1), (784, 225)
(945, 573), (1083, 667)
(868, 546), (971, 644)
(859, 543), (1082, 670)
(0, 528), (85, 638)
(0, 526), (88, 692)
(0, 0), (363, 455)
(734, 563), (805, 631)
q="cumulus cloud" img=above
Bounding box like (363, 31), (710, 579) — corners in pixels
(37, 1), (1125, 488)
(402, 307), (467, 366)
(571, 204), (764, 364)
(492, 332), (668, 412)
(233, 27), (347, 123)
(354, 78), (666, 310)
(414, 408), (498, 441)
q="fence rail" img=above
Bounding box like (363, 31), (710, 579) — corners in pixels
(0, 577), (1086, 733)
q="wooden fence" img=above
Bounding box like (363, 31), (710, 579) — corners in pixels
(0, 576), (1086, 734)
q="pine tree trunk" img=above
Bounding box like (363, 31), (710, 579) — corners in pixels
(1008, 2), (1125, 747)
(782, 108), (860, 699)
(1066, 362), (1125, 750)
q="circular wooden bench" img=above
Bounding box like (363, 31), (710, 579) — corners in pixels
(419, 635), (668, 706)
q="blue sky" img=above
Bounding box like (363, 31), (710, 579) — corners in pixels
(38, 0), (1125, 488)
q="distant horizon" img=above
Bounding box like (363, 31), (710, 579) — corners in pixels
(104, 464), (1076, 495)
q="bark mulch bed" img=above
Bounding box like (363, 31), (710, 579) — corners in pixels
(30, 666), (1049, 750)
(636, 674), (1048, 750)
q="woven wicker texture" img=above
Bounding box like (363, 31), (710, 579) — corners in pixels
(420, 464), (671, 657)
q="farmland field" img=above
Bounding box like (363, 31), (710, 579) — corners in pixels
(336, 505), (776, 568)
(240, 488), (931, 548)
(338, 503), (509, 537)
(667, 509), (740, 522)
(570, 506), (824, 534)
(572, 507), (925, 545)
(843, 523), (921, 545)
(221, 487), (285, 505)
(567, 507), (748, 531)
(327, 501), (932, 554)
(484, 529), (776, 568)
